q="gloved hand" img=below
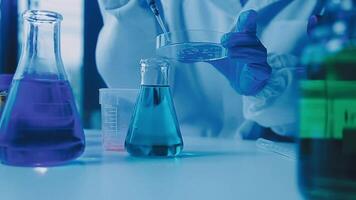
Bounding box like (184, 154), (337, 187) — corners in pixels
(209, 10), (271, 96)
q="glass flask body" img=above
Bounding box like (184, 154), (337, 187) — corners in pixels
(298, 2), (356, 199)
(125, 58), (183, 157)
(0, 10), (85, 166)
(0, 74), (14, 116)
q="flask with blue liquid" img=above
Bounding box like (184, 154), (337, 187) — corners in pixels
(0, 10), (85, 166)
(125, 58), (183, 157)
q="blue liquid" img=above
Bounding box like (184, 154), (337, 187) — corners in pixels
(0, 77), (85, 166)
(125, 85), (183, 157)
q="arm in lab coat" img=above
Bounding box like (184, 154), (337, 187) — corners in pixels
(96, 0), (157, 88)
(210, 10), (301, 137)
(243, 53), (300, 137)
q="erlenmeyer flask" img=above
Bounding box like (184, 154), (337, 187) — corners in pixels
(125, 58), (183, 157)
(0, 10), (85, 166)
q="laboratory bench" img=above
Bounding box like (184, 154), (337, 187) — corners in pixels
(0, 130), (303, 200)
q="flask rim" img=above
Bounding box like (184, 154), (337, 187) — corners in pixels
(23, 10), (63, 23)
(140, 57), (170, 69)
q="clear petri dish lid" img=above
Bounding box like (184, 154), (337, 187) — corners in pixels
(156, 29), (227, 62)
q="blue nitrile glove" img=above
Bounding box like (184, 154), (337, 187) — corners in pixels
(209, 10), (271, 96)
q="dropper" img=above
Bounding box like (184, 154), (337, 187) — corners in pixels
(147, 0), (170, 40)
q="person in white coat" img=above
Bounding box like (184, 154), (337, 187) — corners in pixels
(96, 0), (323, 139)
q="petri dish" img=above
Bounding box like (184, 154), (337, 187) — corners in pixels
(156, 30), (227, 62)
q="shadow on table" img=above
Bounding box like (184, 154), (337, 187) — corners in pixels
(124, 150), (259, 162)
(56, 132), (259, 166)
(177, 151), (254, 158)
(61, 149), (258, 167)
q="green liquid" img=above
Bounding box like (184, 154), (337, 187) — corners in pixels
(299, 79), (356, 199)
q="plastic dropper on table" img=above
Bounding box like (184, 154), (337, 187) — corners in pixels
(256, 138), (296, 160)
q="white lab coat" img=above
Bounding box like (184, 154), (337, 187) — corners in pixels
(96, 0), (321, 138)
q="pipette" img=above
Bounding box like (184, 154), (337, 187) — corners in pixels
(147, 0), (170, 35)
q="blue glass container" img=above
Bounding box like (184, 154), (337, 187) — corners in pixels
(125, 58), (183, 157)
(0, 10), (85, 166)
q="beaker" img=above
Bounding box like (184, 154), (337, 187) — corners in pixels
(99, 88), (139, 151)
(125, 58), (183, 157)
(0, 10), (85, 166)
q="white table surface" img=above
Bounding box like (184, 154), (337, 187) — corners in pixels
(0, 130), (303, 200)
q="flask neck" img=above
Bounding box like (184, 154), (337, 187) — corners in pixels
(17, 10), (65, 80)
(23, 20), (61, 60)
(141, 66), (169, 86)
(140, 58), (169, 86)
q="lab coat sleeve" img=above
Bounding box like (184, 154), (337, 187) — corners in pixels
(96, 0), (157, 88)
(243, 53), (300, 137)
(99, 0), (130, 10)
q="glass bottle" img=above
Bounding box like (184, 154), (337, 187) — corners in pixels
(298, 1), (356, 199)
(0, 10), (85, 166)
(125, 58), (183, 157)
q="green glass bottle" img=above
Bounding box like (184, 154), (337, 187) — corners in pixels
(298, 1), (356, 199)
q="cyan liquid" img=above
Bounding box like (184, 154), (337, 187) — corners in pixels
(125, 85), (183, 157)
(0, 77), (85, 166)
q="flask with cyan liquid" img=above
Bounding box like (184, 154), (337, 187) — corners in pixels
(125, 58), (183, 157)
(0, 10), (85, 166)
